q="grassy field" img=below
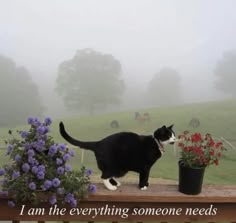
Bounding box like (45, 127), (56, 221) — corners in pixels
(0, 99), (236, 185)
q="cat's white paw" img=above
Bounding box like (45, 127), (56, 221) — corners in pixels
(140, 186), (148, 190)
(103, 179), (118, 191)
(108, 185), (118, 191)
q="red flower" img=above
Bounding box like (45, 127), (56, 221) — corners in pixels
(177, 131), (225, 168)
(193, 146), (203, 155)
(200, 155), (205, 163)
(214, 159), (219, 166)
(205, 158), (210, 165)
(191, 133), (202, 143)
(209, 150), (215, 156)
(209, 139), (215, 147)
(215, 142), (222, 149)
(183, 147), (189, 152)
(188, 146), (193, 152)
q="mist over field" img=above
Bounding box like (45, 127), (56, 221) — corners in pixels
(1, 0), (236, 188)
(1, 0), (236, 122)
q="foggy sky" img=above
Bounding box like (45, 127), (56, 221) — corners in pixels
(1, 0), (236, 112)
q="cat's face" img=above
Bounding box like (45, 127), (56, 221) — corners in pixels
(154, 124), (176, 145)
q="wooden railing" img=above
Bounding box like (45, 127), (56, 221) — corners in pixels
(0, 183), (236, 222)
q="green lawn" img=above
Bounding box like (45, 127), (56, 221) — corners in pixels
(0, 99), (236, 185)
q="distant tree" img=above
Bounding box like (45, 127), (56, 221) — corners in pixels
(147, 67), (182, 106)
(0, 55), (43, 126)
(215, 51), (236, 96)
(56, 48), (125, 114)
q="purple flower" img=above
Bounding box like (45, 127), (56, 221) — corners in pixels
(8, 201), (15, 208)
(59, 144), (66, 151)
(68, 149), (75, 156)
(37, 171), (45, 180)
(14, 154), (21, 162)
(44, 117), (52, 125)
(70, 198), (77, 207)
(63, 153), (71, 162)
(22, 163), (30, 173)
(28, 156), (35, 164)
(65, 164), (71, 172)
(23, 142), (33, 150)
(57, 167), (64, 175)
(65, 193), (74, 203)
(56, 158), (63, 165)
(32, 166), (38, 174)
(36, 145), (43, 152)
(89, 184), (97, 193)
(27, 149), (35, 157)
(34, 117), (41, 127)
(85, 169), (93, 176)
(38, 165), (45, 172)
(7, 144), (13, 155)
(33, 160), (39, 166)
(36, 139), (45, 151)
(21, 131), (28, 138)
(49, 195), (57, 205)
(48, 144), (58, 157)
(65, 193), (77, 207)
(29, 182), (36, 190)
(0, 168), (5, 176)
(43, 180), (52, 190)
(0, 191), (8, 197)
(42, 133), (49, 141)
(52, 178), (60, 187)
(44, 126), (50, 133)
(12, 171), (20, 179)
(37, 126), (45, 135)
(27, 116), (34, 125)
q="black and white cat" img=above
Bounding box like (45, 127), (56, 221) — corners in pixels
(59, 122), (176, 191)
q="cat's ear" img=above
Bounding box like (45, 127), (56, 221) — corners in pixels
(161, 125), (167, 129)
(168, 124), (174, 129)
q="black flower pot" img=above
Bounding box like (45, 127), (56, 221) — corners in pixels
(178, 161), (205, 195)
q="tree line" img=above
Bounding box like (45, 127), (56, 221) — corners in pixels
(0, 49), (236, 126)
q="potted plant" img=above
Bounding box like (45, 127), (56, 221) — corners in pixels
(177, 131), (226, 195)
(0, 117), (96, 207)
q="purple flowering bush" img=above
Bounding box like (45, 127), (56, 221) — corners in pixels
(0, 117), (95, 207)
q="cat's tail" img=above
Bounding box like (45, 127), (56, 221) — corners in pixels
(59, 122), (97, 152)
